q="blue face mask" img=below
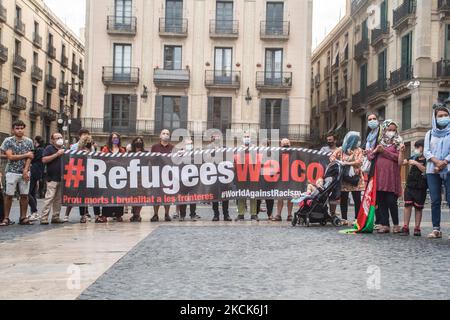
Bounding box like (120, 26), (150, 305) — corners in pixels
(368, 120), (379, 130)
(437, 117), (450, 128)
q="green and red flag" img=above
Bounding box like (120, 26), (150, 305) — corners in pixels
(340, 170), (376, 234)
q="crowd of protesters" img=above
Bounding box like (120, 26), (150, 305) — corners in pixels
(1, 102), (450, 241)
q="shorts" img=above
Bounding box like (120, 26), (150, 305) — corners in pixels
(404, 187), (426, 210)
(5, 172), (30, 196)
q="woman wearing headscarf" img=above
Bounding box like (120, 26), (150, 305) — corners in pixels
(330, 131), (365, 226)
(367, 120), (405, 234)
(424, 104), (450, 239)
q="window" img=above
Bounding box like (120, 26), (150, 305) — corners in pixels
(13, 77), (20, 96)
(47, 61), (53, 76)
(401, 32), (413, 68)
(165, 0), (183, 32)
(378, 49), (387, 81)
(46, 92), (52, 109)
(380, 0), (388, 29)
(214, 47), (232, 83)
(162, 96), (182, 130)
(402, 97), (412, 131)
(62, 44), (66, 58)
(15, 40), (21, 55)
(164, 45), (182, 70)
(32, 85), (37, 105)
(216, 1), (233, 33)
(34, 21), (39, 35)
(113, 44), (132, 78)
(209, 97), (232, 132)
(362, 19), (368, 41)
(378, 107), (386, 121)
(60, 70), (65, 83)
(72, 53), (76, 65)
(445, 25), (450, 60)
(265, 48), (283, 84)
(15, 6), (22, 21)
(111, 95), (130, 129)
(115, 0), (132, 25)
(266, 2), (284, 35)
(264, 99), (282, 129)
(30, 121), (36, 139)
(48, 33), (54, 47)
(33, 52), (38, 66)
(360, 63), (367, 95)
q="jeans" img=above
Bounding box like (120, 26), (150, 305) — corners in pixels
(28, 176), (39, 214)
(426, 173), (450, 230)
(377, 191), (399, 227)
(340, 191), (361, 221)
(212, 201), (229, 217)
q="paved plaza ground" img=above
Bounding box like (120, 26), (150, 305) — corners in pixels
(0, 200), (449, 300)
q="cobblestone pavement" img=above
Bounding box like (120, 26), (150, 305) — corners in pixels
(1, 200), (450, 300)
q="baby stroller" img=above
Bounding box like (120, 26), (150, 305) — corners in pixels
(291, 161), (343, 227)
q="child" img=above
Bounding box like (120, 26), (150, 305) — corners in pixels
(306, 178), (324, 195)
(401, 140), (427, 236)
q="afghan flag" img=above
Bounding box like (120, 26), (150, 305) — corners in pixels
(340, 170), (376, 234)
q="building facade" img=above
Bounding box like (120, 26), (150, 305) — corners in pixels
(312, 0), (450, 155)
(84, 0), (313, 146)
(0, 0), (85, 145)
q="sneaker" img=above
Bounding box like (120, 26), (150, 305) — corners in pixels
(172, 214), (179, 219)
(63, 216), (69, 223)
(51, 218), (65, 224)
(165, 215), (172, 222)
(251, 215), (259, 222)
(95, 216), (108, 223)
(400, 226), (410, 236)
(212, 216), (220, 222)
(150, 215), (159, 223)
(235, 215), (245, 221)
(191, 214), (201, 220)
(427, 230), (442, 239)
(414, 228), (421, 237)
(40, 219), (49, 225)
(224, 215), (232, 222)
(28, 213), (41, 222)
(179, 217), (185, 222)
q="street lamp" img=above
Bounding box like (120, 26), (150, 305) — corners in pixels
(58, 81), (83, 146)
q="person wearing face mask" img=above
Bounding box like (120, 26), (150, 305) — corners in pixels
(28, 136), (45, 222)
(319, 134), (338, 154)
(235, 133), (259, 221)
(129, 137), (146, 222)
(272, 138), (294, 222)
(400, 139), (427, 237)
(330, 132), (365, 226)
(177, 138), (200, 222)
(100, 133), (127, 222)
(367, 120), (405, 234)
(151, 129), (174, 222)
(424, 104), (450, 240)
(39, 133), (67, 224)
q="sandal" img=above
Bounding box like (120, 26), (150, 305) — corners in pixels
(271, 215), (282, 222)
(130, 215), (142, 223)
(19, 217), (33, 225)
(0, 218), (15, 227)
(427, 230), (442, 239)
(95, 216), (108, 223)
(287, 216), (293, 222)
(377, 226), (390, 234)
(80, 215), (88, 224)
(150, 215), (159, 222)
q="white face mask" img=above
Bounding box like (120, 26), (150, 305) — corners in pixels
(185, 144), (193, 151)
(160, 134), (170, 142)
(243, 137), (251, 145)
(386, 131), (396, 139)
(56, 139), (64, 147)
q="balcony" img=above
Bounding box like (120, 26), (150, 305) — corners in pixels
(438, 0), (450, 19)
(209, 20), (239, 39)
(0, 44), (7, 64)
(205, 70), (240, 89)
(102, 67), (140, 86)
(320, 100), (329, 113)
(152, 68), (190, 88)
(340, 47), (349, 68)
(47, 44), (56, 59)
(367, 79), (388, 106)
(331, 60), (339, 75)
(328, 94), (338, 110)
(159, 18), (188, 37)
(72, 62), (79, 75)
(0, 4), (6, 23)
(351, 0), (369, 15)
(352, 91), (367, 113)
(0, 88), (8, 105)
(393, 0), (416, 32)
(33, 33), (42, 48)
(46, 75), (57, 90)
(59, 83), (69, 96)
(13, 54), (27, 73)
(29, 102), (43, 118)
(260, 21), (290, 40)
(70, 89), (79, 103)
(437, 59), (450, 86)
(354, 38), (369, 63)
(337, 88), (348, 105)
(390, 65), (414, 95)
(14, 19), (25, 36)
(107, 16), (137, 35)
(256, 72), (292, 91)
(10, 94), (27, 113)
(61, 55), (68, 68)
(42, 108), (57, 122)
(371, 23), (390, 49)
(31, 65), (43, 82)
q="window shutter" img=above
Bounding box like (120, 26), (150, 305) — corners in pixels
(129, 94), (138, 134)
(154, 95), (163, 134)
(180, 96), (188, 129)
(260, 99), (266, 129)
(103, 94), (112, 133)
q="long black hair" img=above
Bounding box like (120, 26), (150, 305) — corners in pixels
(107, 132), (122, 151)
(131, 136), (145, 152)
